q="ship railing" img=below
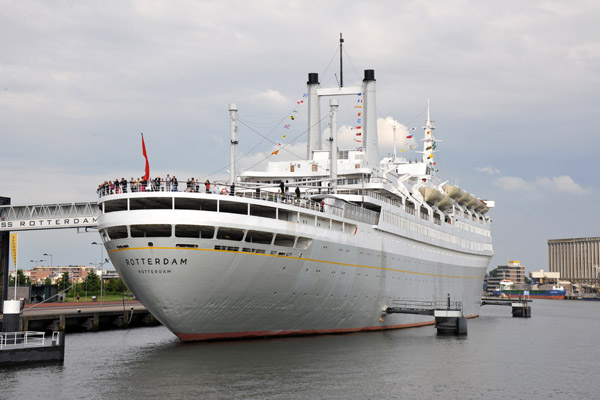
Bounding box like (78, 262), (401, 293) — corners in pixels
(390, 299), (464, 313)
(342, 203), (379, 225)
(0, 331), (56, 349)
(97, 182), (378, 223)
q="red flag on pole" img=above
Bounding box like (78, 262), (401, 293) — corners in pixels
(141, 133), (150, 180)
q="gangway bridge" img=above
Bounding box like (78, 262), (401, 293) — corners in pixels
(0, 201), (100, 232)
(1, 197), (101, 309)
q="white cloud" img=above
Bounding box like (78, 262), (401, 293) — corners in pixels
(250, 89), (289, 107)
(493, 176), (531, 192)
(535, 175), (587, 195)
(494, 174), (588, 195)
(476, 166), (501, 175)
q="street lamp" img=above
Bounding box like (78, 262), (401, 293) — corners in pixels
(43, 253), (53, 267)
(91, 242), (104, 305)
(30, 259), (43, 268)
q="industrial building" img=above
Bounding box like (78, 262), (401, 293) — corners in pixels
(548, 237), (600, 285)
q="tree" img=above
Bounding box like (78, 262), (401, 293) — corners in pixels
(9, 269), (30, 286)
(56, 272), (71, 292)
(106, 278), (128, 294)
(84, 270), (101, 293)
(44, 277), (52, 286)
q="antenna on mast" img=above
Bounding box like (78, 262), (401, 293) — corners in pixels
(339, 33), (344, 88)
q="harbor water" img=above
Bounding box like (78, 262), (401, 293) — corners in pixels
(1, 299), (598, 399)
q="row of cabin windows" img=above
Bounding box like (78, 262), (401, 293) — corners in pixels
(102, 225), (312, 249)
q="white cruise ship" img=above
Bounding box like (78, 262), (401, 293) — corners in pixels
(97, 63), (493, 341)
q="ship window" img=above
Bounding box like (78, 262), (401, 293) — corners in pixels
(216, 227), (245, 241)
(200, 226), (215, 238)
(174, 198), (201, 210)
(274, 234), (295, 247)
(296, 237), (312, 250)
(245, 230), (273, 245)
(107, 225), (128, 240)
(130, 224), (172, 238)
(104, 199), (128, 213)
(219, 200), (248, 215)
(249, 204), (277, 219)
(175, 225), (215, 239)
(130, 197), (173, 210)
(175, 224), (200, 238)
(176, 243), (198, 248)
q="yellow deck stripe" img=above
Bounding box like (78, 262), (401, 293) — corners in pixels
(108, 246), (484, 279)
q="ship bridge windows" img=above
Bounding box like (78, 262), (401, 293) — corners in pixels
(219, 200), (248, 215)
(249, 204), (277, 219)
(175, 224), (215, 239)
(104, 199), (128, 213)
(130, 224), (172, 238)
(174, 198), (217, 211)
(420, 206), (429, 220)
(106, 225), (128, 240)
(216, 227), (245, 241)
(245, 230), (273, 245)
(130, 197), (173, 210)
(273, 234), (295, 247)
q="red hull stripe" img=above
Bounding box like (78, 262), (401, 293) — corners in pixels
(175, 316), (479, 342)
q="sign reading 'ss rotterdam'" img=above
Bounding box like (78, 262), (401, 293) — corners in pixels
(0, 217), (98, 231)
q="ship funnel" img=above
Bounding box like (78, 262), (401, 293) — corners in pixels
(307, 72), (321, 159)
(362, 69), (379, 167)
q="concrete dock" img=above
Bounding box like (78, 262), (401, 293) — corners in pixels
(0, 301), (159, 332)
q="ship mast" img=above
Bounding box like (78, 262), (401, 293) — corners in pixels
(422, 100), (436, 167)
(339, 33), (344, 88)
(229, 103), (238, 185)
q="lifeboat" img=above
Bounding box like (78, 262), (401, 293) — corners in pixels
(419, 187), (444, 205)
(457, 191), (471, 205)
(443, 185), (463, 199)
(465, 195), (479, 209)
(473, 200), (486, 212)
(436, 195), (454, 210)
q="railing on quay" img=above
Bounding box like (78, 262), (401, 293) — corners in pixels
(0, 331), (61, 349)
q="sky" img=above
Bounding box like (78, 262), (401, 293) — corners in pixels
(1, 0), (598, 274)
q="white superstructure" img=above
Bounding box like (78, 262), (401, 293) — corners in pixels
(97, 66), (493, 342)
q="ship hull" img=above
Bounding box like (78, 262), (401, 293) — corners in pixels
(99, 192), (491, 341)
(107, 234), (488, 341)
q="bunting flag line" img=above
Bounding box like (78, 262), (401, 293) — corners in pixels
(406, 135), (413, 139)
(271, 150), (280, 155)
